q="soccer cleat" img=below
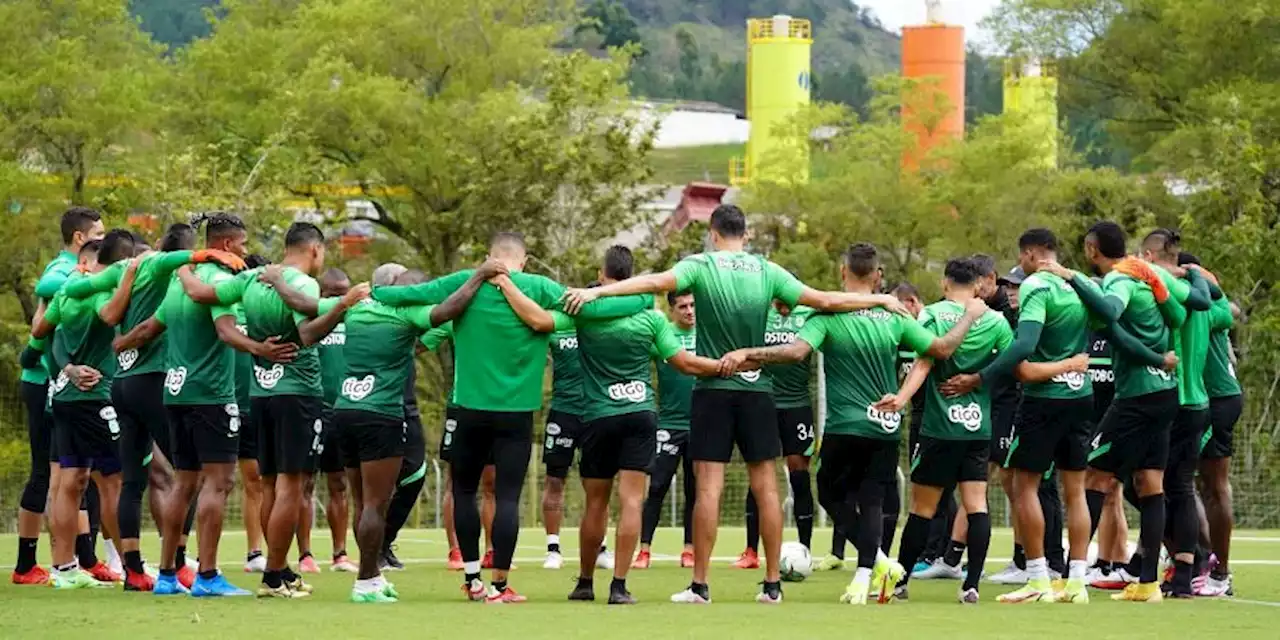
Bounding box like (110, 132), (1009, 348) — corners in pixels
(680, 550), (695, 569)
(463, 578), (487, 601)
(481, 549), (495, 570)
(1195, 574), (1233, 597)
(123, 568), (155, 592)
(733, 548), (760, 569)
(299, 555), (321, 574)
(840, 577), (870, 605)
(872, 558), (906, 604)
(244, 553), (267, 573)
(85, 561), (122, 584)
(568, 581), (595, 601)
(913, 557), (964, 580)
(191, 573), (253, 597)
(331, 554), (358, 573)
(257, 583), (308, 599)
(1112, 582), (1163, 603)
(445, 548), (465, 571)
(351, 588), (398, 603)
(608, 589), (638, 605)
(987, 562), (1029, 585)
(1054, 578), (1090, 604)
(755, 586), (783, 605)
(51, 569), (103, 590)
(485, 585), (527, 604)
(892, 584), (909, 601)
(153, 573), (188, 595)
(815, 555), (845, 572)
(911, 560), (932, 574)
(1091, 567), (1137, 590)
(631, 549), (651, 570)
(286, 576), (314, 594)
(544, 551), (564, 570)
(11, 565), (50, 585)
(381, 545), (405, 571)
(382, 580), (399, 599)
(996, 578), (1053, 604)
(958, 587), (980, 604)
(176, 565), (196, 590)
(596, 549), (615, 570)
(670, 586), (711, 604)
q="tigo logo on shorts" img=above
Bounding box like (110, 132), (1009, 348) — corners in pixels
(118, 348), (139, 371)
(100, 406), (120, 438)
(165, 367), (187, 396)
(947, 403), (983, 432)
(255, 364), (285, 389)
(607, 381), (646, 403)
(342, 375), (375, 401)
(546, 422), (562, 436)
(225, 403), (240, 435)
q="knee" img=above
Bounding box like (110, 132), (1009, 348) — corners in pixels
(326, 474), (347, 498)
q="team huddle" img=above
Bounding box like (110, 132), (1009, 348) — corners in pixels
(8, 203), (1242, 606)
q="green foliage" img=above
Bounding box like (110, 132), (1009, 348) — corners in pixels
(129, 0), (219, 47)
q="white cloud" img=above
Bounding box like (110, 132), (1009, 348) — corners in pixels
(856, 0), (1000, 44)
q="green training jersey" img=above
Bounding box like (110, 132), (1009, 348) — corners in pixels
(1017, 271), (1094, 399)
(215, 266), (321, 398)
(155, 263), (238, 406)
(919, 301), (1013, 440)
(1204, 296), (1241, 399)
(22, 251), (78, 384)
(46, 278), (116, 403)
(321, 298), (435, 419)
(798, 307), (936, 440)
(63, 251), (198, 378)
(672, 252), (804, 394)
(765, 305), (814, 409)
(653, 323), (696, 430)
(420, 322), (456, 406)
(1100, 271), (1177, 399)
(549, 326), (585, 416)
(233, 304), (252, 414)
(317, 319), (347, 408)
(1150, 264), (1210, 408)
(554, 308), (683, 423)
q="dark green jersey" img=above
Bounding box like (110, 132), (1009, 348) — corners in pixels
(920, 301), (1013, 440)
(549, 327), (585, 416)
(1204, 296), (1241, 399)
(1100, 271), (1177, 399)
(63, 251), (198, 377)
(1150, 264), (1210, 408)
(1017, 272), (1093, 399)
(420, 322), (456, 407)
(765, 306), (814, 409)
(154, 264), (238, 405)
(653, 323), (696, 430)
(320, 298), (435, 419)
(672, 252), (804, 393)
(233, 304), (252, 414)
(317, 319), (347, 408)
(216, 267), (321, 398)
(798, 307), (935, 440)
(46, 277), (116, 403)
(22, 251), (78, 384)
(1088, 332), (1115, 409)
(554, 308), (683, 422)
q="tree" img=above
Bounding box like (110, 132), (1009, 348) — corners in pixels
(578, 0), (645, 53)
(129, 0), (219, 47)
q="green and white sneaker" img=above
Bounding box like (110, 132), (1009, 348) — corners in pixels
(382, 580), (399, 599)
(50, 569), (102, 590)
(351, 588), (398, 603)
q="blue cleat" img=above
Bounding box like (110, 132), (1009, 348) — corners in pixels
(912, 560), (931, 575)
(191, 572), (253, 597)
(154, 572), (190, 596)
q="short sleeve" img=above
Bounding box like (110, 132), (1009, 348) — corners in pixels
(1156, 265), (1191, 303)
(551, 311), (576, 332)
(1018, 278), (1049, 325)
(34, 263), (73, 300)
(797, 314), (828, 351)
(527, 275), (565, 309)
(215, 270), (255, 305)
(673, 255), (705, 292)
(91, 291), (114, 314)
(206, 268), (238, 320)
(767, 261), (804, 307)
(153, 304), (167, 326)
(292, 277), (321, 328)
(651, 311), (682, 361)
(917, 306), (937, 332)
(43, 294), (64, 326)
(316, 297), (341, 316)
(898, 316), (936, 354)
(1104, 276), (1135, 309)
(399, 305), (436, 332)
(420, 322), (452, 352)
(1209, 297), (1234, 332)
(64, 262), (124, 299)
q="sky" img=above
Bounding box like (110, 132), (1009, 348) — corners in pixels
(859, 0), (1001, 44)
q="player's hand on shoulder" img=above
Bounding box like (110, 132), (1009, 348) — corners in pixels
(964, 297), (989, 316)
(343, 283), (371, 308)
(258, 264), (285, 286)
(561, 288), (599, 315)
(878, 295), (911, 317)
(1037, 259), (1072, 280)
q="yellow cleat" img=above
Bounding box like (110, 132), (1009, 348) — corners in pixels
(872, 558), (906, 604)
(1111, 582), (1162, 603)
(997, 578), (1054, 604)
(815, 556), (845, 572)
(1054, 578), (1090, 604)
(840, 578), (870, 605)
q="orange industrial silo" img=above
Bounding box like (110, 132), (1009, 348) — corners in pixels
(901, 24), (965, 169)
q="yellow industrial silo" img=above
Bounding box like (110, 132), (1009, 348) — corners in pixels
(729, 15), (812, 186)
(1003, 58), (1059, 168)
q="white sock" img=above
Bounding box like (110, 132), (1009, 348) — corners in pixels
(104, 539), (120, 564)
(1026, 557), (1049, 581)
(464, 560), (481, 575)
(876, 548), (889, 565)
(547, 534), (560, 548)
(354, 577), (379, 593)
(853, 567), (872, 584)
(1069, 560), (1088, 580)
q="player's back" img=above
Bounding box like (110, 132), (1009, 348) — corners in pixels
(548, 325), (584, 415)
(1019, 271), (1093, 398)
(159, 263), (237, 404)
(808, 308), (909, 438)
(240, 266), (321, 397)
(920, 301), (1012, 439)
(1101, 270), (1175, 398)
(764, 305), (814, 408)
(575, 308), (671, 422)
(334, 300), (426, 418)
(51, 279), (116, 402)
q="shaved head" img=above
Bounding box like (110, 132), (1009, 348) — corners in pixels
(394, 269), (428, 286)
(372, 263), (409, 286)
(488, 231), (528, 271)
(320, 268), (350, 297)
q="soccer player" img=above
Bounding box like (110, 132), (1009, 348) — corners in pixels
(372, 232), (647, 603)
(717, 243), (988, 605)
(239, 253), (271, 572)
(737, 298), (816, 569)
(562, 207), (918, 605)
(877, 258), (1014, 603)
(1043, 221), (1180, 603)
(12, 206), (103, 586)
(184, 222), (347, 598)
(302, 268), (357, 574)
(1083, 319), (1133, 588)
(154, 214), (296, 597)
(1191, 253), (1239, 596)
(635, 290), (698, 570)
(541, 283), (588, 571)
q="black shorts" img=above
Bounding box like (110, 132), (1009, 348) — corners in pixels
(1006, 396), (1094, 473)
(776, 406), (816, 457)
(911, 437), (988, 488)
(52, 400), (122, 474)
(690, 389), (779, 463)
(252, 395), (324, 476)
(237, 401), (258, 461)
(403, 412), (426, 469)
(318, 408), (344, 474)
(1088, 389), (1179, 478)
(438, 406), (459, 463)
(166, 403), (240, 471)
(113, 373), (171, 461)
(335, 409), (406, 468)
(816, 434), (899, 499)
(989, 386), (1021, 464)
(653, 427), (691, 467)
(580, 411), (657, 479)
(543, 410), (585, 478)
(1168, 407), (1209, 474)
(1203, 395), (1243, 460)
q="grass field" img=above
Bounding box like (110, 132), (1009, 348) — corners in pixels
(5, 527), (1280, 639)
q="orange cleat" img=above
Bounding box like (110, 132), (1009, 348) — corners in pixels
(680, 550), (695, 569)
(299, 555), (321, 574)
(123, 568), (154, 592)
(447, 548), (465, 571)
(733, 548), (760, 569)
(176, 564), (196, 590)
(485, 585), (527, 604)
(85, 561), (122, 584)
(11, 565), (50, 585)
(632, 550), (651, 570)
(481, 549), (495, 570)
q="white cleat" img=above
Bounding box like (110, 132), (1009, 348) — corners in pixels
(543, 551), (564, 570)
(596, 550), (615, 570)
(1194, 574), (1233, 597)
(670, 587), (711, 604)
(244, 554), (267, 573)
(987, 562), (1029, 585)
(913, 558), (964, 580)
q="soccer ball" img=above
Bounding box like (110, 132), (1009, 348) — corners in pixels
(779, 542), (812, 582)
